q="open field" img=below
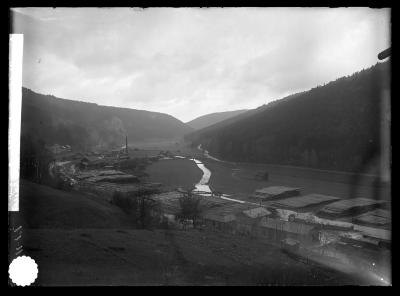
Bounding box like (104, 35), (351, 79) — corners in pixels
(143, 153), (390, 204)
(134, 139), (389, 201)
(145, 158), (202, 191)
(203, 159), (391, 202)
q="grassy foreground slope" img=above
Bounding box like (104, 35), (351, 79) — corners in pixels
(20, 181), (369, 285)
(25, 228), (365, 286)
(19, 180), (132, 229)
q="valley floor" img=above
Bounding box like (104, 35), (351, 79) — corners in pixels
(144, 154), (390, 203)
(16, 140), (390, 286)
(205, 158), (390, 202)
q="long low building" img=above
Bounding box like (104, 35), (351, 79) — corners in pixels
(352, 209), (391, 228)
(271, 193), (341, 212)
(250, 186), (301, 201)
(74, 181), (162, 203)
(152, 192), (234, 216)
(201, 203), (259, 233)
(317, 198), (387, 219)
(258, 217), (318, 245)
(236, 207), (272, 236)
(354, 225), (391, 247)
(339, 225), (391, 250)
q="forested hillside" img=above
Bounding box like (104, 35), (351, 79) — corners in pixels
(21, 88), (193, 150)
(186, 109), (248, 130)
(185, 61), (390, 172)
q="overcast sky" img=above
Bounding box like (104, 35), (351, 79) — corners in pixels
(12, 7), (390, 122)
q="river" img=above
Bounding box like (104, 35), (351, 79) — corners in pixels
(186, 157), (249, 204)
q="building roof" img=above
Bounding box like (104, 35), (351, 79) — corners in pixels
(242, 207), (271, 219)
(339, 233), (381, 246)
(271, 194), (341, 209)
(201, 203), (254, 223)
(198, 195), (233, 210)
(356, 226), (391, 241)
(365, 209), (391, 218)
(320, 198), (386, 214)
(353, 209), (391, 226)
(345, 225), (391, 242)
(255, 186), (300, 195)
(260, 217), (315, 235)
(86, 174), (138, 183)
(353, 215), (389, 226)
(151, 192), (236, 216)
(77, 181), (158, 195)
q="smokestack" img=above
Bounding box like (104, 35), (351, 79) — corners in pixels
(126, 135), (128, 155)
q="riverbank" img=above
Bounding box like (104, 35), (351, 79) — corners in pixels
(19, 179), (133, 229)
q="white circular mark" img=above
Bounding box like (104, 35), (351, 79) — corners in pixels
(9, 256), (38, 286)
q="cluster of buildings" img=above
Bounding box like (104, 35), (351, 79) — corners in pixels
(153, 189), (324, 250)
(73, 169), (161, 203)
(50, 137), (163, 203)
(155, 186), (390, 245)
(153, 185), (390, 279)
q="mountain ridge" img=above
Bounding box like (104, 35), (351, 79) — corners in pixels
(186, 109), (248, 130)
(185, 61), (390, 173)
(21, 87), (193, 150)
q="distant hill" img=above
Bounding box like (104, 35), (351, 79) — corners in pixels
(187, 92), (305, 136)
(21, 88), (193, 150)
(185, 61), (390, 173)
(186, 109), (248, 130)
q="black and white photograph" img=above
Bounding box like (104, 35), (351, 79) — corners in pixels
(8, 7), (391, 286)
